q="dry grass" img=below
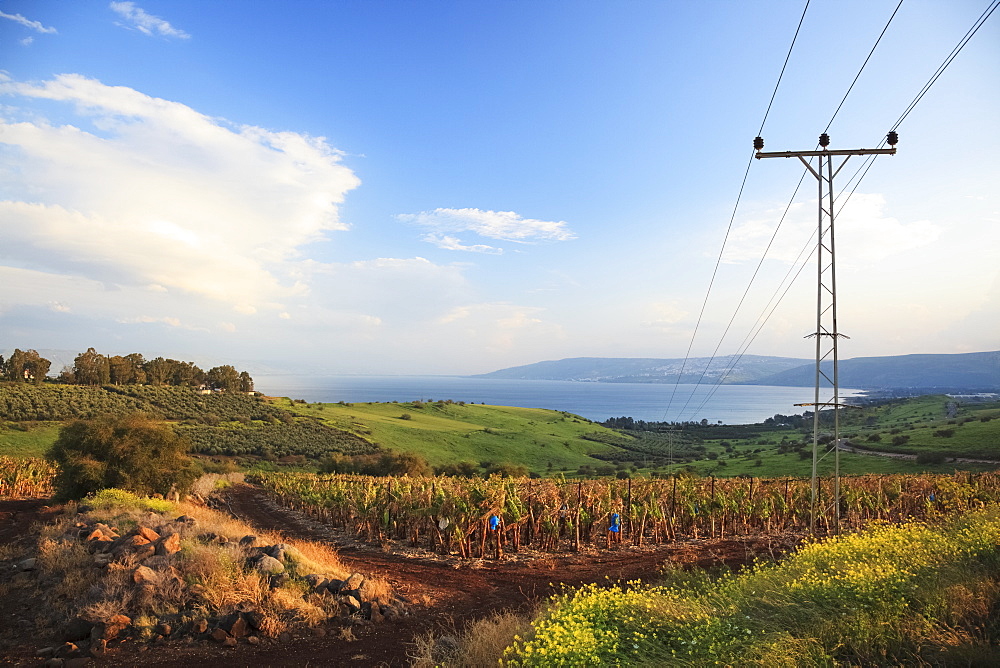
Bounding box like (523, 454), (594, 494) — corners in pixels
(410, 610), (533, 668)
(15, 492), (392, 641)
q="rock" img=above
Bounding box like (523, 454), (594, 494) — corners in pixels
(341, 595), (362, 615)
(192, 619), (209, 634)
(135, 526), (161, 543)
(265, 543), (287, 561)
(253, 555), (284, 574)
(54, 642), (80, 658)
(243, 610), (265, 631)
(210, 628), (229, 643)
(16, 557), (37, 571)
(43, 659), (64, 668)
(247, 636), (260, 646)
(343, 573), (365, 591)
(155, 532), (181, 556)
(222, 636), (237, 648)
(218, 612), (247, 638)
(175, 515), (196, 525)
(304, 573), (328, 589)
(88, 639), (107, 658)
(239, 535), (258, 547)
(325, 578), (344, 594)
(278, 631), (292, 643)
(36, 647), (56, 658)
(61, 618), (94, 642)
(90, 614), (131, 641)
(269, 573), (290, 589)
(111, 534), (151, 558)
(132, 565), (159, 585)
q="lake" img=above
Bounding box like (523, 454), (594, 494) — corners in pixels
(255, 375), (862, 425)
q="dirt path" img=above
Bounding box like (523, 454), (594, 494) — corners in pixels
(0, 488), (803, 667)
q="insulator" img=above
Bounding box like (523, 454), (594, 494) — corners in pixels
(753, 136), (764, 150)
(886, 131), (898, 146)
(819, 133), (831, 147)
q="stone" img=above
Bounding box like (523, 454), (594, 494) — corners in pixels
(264, 544), (287, 562)
(343, 573), (365, 591)
(269, 573), (290, 589)
(243, 610), (265, 631)
(341, 595), (362, 614)
(90, 614), (131, 641)
(278, 631), (292, 643)
(131, 565), (159, 585)
(247, 636), (260, 646)
(175, 515), (196, 525)
(325, 579), (344, 594)
(43, 659), (64, 668)
(136, 526), (161, 543)
(155, 532), (181, 556)
(61, 618), (94, 642)
(54, 642), (80, 658)
(16, 557), (37, 571)
(155, 623), (172, 636)
(218, 612), (247, 638)
(192, 619), (209, 634)
(36, 647), (56, 658)
(253, 555), (284, 574)
(88, 639), (108, 659)
(239, 535), (258, 547)
(210, 628), (229, 643)
(222, 636), (237, 648)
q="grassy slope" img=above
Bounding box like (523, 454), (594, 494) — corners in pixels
(0, 423), (61, 457)
(274, 399), (620, 473)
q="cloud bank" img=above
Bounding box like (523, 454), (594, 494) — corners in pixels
(0, 73), (359, 321)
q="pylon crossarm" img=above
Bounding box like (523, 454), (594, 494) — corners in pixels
(756, 147), (896, 158)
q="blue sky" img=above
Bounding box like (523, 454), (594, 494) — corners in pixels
(1, 1), (997, 375)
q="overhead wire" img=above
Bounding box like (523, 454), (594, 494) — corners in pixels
(680, 0), (998, 423)
(661, 0), (811, 422)
(674, 0), (905, 421)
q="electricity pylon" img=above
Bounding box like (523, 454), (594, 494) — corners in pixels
(754, 132), (897, 533)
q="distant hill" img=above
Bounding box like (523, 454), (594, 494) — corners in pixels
(753, 351), (1000, 390)
(471, 355), (811, 384)
(474, 351), (1000, 390)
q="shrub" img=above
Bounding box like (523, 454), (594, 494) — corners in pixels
(47, 413), (198, 500)
(916, 452), (947, 465)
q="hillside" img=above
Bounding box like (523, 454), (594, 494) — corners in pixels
(474, 351), (1000, 390)
(471, 355), (809, 384)
(754, 350), (1000, 390)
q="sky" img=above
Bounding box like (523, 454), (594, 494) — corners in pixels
(0, 0), (997, 376)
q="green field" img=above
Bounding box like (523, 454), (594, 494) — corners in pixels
(275, 398), (621, 473)
(0, 422), (62, 458)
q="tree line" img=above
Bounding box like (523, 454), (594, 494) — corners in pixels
(0, 347), (254, 392)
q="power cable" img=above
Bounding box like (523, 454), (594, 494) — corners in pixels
(675, 0), (904, 421)
(662, 0), (811, 422)
(683, 0), (999, 422)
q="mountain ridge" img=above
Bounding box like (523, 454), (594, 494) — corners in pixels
(473, 351), (1000, 390)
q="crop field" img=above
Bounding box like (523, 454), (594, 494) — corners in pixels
(252, 470), (1000, 558)
(0, 456), (55, 498)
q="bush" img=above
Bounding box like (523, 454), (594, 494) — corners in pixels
(915, 452), (947, 465)
(47, 413), (198, 500)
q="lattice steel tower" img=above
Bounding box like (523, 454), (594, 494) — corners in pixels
(754, 131), (898, 533)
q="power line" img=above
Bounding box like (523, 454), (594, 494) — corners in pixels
(662, 0), (811, 422)
(668, 0), (900, 421)
(687, 0), (998, 423)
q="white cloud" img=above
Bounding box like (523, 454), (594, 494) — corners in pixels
(723, 193), (940, 266)
(398, 207), (575, 252)
(422, 234), (503, 254)
(0, 74), (360, 321)
(0, 10), (57, 34)
(109, 2), (189, 39)
(20, 37), (34, 46)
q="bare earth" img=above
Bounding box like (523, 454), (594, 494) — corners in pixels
(1, 486), (804, 666)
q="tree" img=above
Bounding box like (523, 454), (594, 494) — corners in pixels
(239, 371), (254, 393)
(47, 413), (198, 501)
(74, 347), (111, 385)
(3, 349), (51, 383)
(206, 365), (240, 392)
